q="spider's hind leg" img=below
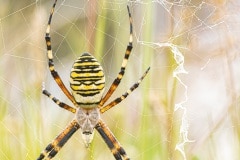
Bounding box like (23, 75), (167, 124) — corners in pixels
(98, 5), (134, 108)
(45, 0), (77, 106)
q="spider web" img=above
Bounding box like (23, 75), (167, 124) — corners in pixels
(1, 0), (240, 160)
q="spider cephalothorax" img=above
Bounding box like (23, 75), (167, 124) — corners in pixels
(75, 107), (100, 147)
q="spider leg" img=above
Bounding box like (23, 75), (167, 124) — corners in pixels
(99, 6), (133, 107)
(95, 119), (130, 160)
(100, 67), (150, 113)
(45, 0), (77, 106)
(42, 88), (76, 113)
(37, 119), (80, 160)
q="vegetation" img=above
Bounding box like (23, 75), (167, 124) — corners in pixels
(0, 0), (239, 160)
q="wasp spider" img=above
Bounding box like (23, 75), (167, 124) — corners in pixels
(37, 0), (150, 159)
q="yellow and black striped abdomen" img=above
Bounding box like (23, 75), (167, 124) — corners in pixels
(70, 53), (105, 108)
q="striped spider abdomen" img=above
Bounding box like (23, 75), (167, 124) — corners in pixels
(70, 53), (105, 109)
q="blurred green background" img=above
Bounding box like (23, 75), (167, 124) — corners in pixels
(1, 0), (240, 160)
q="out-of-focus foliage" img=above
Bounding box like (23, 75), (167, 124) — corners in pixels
(0, 0), (240, 160)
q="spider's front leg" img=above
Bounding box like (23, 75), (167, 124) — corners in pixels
(95, 120), (130, 160)
(37, 119), (80, 160)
